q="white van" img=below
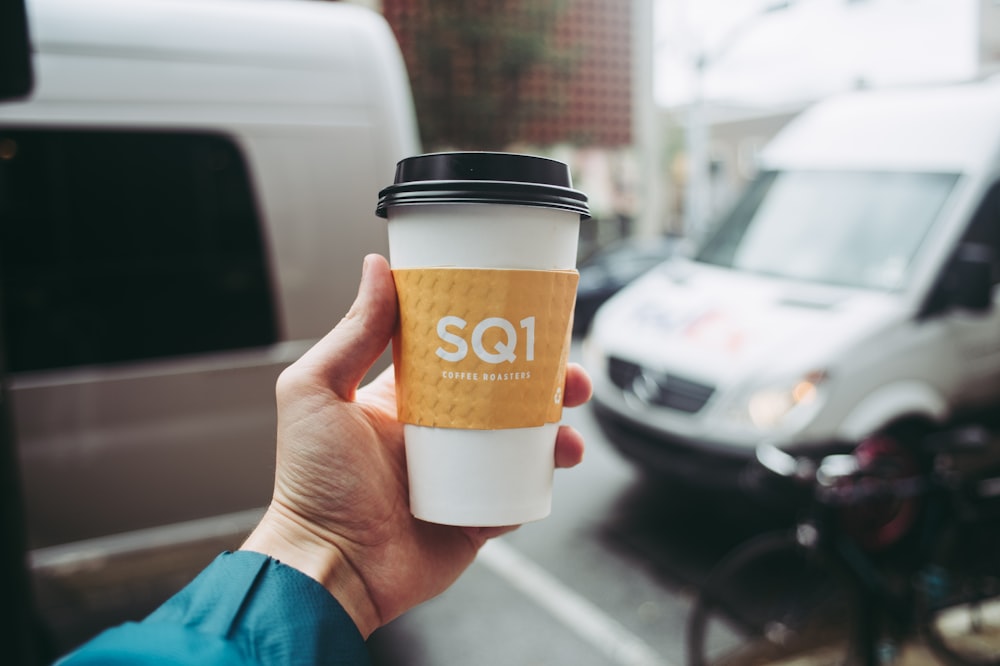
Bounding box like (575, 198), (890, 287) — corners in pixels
(0, 0), (418, 647)
(585, 79), (1000, 489)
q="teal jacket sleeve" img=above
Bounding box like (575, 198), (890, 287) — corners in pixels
(55, 551), (371, 666)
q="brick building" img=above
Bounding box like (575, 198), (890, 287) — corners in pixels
(380, 0), (633, 149)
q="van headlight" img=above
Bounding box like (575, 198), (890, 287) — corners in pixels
(728, 370), (828, 431)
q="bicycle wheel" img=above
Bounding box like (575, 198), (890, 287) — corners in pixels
(688, 529), (861, 666)
(917, 519), (1000, 665)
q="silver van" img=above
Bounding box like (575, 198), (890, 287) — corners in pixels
(0, 0), (419, 647)
(586, 79), (1000, 489)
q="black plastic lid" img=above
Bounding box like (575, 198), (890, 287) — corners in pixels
(375, 151), (590, 219)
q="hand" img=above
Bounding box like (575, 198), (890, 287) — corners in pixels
(241, 254), (591, 638)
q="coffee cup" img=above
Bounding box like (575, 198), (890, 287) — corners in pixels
(375, 151), (589, 526)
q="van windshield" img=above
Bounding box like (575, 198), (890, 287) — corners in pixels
(695, 170), (959, 290)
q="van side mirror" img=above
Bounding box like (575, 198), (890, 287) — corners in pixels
(1, 2), (38, 662)
(0, 0), (33, 100)
(948, 243), (994, 312)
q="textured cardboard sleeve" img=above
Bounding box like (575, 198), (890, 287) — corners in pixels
(392, 268), (578, 429)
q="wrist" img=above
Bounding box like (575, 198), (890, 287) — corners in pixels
(240, 503), (381, 638)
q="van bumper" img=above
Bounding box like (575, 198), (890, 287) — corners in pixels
(591, 400), (753, 489)
(591, 399), (851, 493)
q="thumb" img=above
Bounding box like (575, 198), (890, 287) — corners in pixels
(292, 254), (398, 400)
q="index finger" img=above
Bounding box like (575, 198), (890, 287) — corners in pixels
(562, 362), (592, 408)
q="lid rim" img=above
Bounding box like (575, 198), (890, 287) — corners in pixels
(376, 190), (590, 219)
(375, 151), (590, 219)
(377, 198), (591, 219)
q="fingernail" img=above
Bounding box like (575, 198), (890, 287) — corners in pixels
(361, 255), (370, 280)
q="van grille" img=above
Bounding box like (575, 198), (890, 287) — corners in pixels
(607, 356), (715, 414)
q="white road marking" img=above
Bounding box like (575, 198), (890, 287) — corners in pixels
(478, 539), (672, 666)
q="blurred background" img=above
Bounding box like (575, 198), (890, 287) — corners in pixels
(376, 0), (984, 248)
(3, 0), (1000, 664)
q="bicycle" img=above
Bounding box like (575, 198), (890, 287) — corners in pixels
(686, 423), (1000, 666)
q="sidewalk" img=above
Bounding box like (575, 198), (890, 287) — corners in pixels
(894, 641), (942, 665)
(895, 600), (1000, 665)
(845, 632), (998, 665)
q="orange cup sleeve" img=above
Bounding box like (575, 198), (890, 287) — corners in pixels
(392, 268), (579, 430)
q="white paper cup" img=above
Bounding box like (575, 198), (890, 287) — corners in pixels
(375, 152), (589, 526)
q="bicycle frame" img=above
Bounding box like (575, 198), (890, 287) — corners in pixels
(725, 426), (1000, 665)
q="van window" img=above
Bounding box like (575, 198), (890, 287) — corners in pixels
(0, 129), (278, 373)
(696, 170), (959, 291)
(960, 180), (1000, 286)
(919, 180), (1000, 317)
